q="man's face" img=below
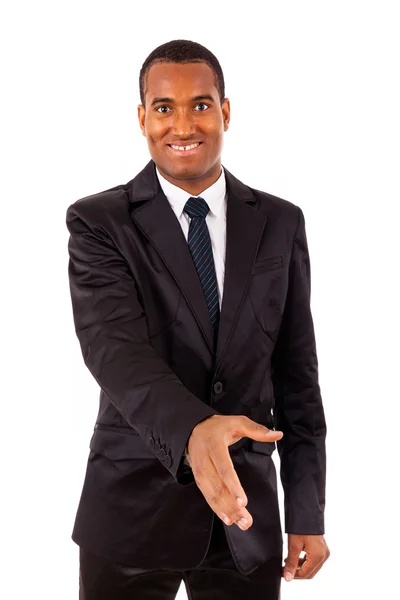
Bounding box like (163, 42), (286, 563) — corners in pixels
(138, 62), (230, 188)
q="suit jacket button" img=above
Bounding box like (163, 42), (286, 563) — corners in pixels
(165, 455), (172, 467)
(213, 381), (223, 395)
(155, 441), (161, 453)
(149, 437), (155, 449)
(159, 449), (166, 460)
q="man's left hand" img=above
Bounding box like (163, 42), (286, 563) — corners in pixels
(282, 534), (330, 581)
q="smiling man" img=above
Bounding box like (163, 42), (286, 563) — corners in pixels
(139, 60), (228, 195)
(66, 39), (329, 599)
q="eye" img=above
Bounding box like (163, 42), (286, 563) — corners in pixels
(155, 102), (210, 114)
(194, 103), (210, 111)
(156, 105), (171, 113)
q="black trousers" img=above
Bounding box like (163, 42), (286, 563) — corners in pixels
(79, 517), (282, 599)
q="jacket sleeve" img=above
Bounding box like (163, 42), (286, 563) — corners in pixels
(66, 201), (218, 484)
(271, 206), (327, 534)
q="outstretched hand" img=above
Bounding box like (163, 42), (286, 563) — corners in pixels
(186, 414), (283, 530)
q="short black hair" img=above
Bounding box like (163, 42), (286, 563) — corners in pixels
(139, 39), (225, 108)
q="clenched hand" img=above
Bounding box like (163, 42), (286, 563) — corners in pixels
(186, 414), (283, 530)
(282, 534), (330, 581)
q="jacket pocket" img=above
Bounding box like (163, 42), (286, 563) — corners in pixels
(252, 255), (284, 275)
(250, 440), (276, 456)
(90, 425), (157, 460)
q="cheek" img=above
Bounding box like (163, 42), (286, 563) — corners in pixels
(207, 123), (224, 145)
(145, 118), (165, 141)
(207, 132), (224, 151)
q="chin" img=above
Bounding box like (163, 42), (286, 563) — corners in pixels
(164, 162), (205, 180)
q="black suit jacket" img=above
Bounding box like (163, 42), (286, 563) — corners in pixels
(66, 159), (326, 576)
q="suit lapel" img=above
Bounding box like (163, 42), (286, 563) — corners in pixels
(215, 167), (267, 369)
(128, 160), (267, 365)
(129, 161), (215, 353)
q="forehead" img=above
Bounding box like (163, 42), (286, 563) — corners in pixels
(145, 62), (218, 100)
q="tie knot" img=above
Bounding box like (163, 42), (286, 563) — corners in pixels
(183, 196), (209, 219)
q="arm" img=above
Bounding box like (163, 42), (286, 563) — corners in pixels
(66, 202), (218, 483)
(271, 206), (327, 534)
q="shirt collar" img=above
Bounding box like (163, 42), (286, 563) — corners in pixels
(155, 165), (226, 218)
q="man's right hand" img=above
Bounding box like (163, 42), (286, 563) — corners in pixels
(187, 414), (283, 531)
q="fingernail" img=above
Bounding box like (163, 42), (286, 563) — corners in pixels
(236, 497), (245, 506)
(238, 518), (248, 528)
(284, 572), (293, 582)
(221, 514), (232, 525)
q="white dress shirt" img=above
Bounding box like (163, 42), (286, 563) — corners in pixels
(155, 166), (227, 309)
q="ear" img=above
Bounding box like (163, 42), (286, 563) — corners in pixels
(138, 104), (146, 136)
(222, 97), (230, 131)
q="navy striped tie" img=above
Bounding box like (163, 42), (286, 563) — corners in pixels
(183, 196), (220, 347)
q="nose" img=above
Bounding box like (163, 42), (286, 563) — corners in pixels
(171, 109), (196, 138)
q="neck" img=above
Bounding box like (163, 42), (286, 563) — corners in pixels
(157, 162), (222, 196)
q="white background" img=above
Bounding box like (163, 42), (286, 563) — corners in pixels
(1, 1), (399, 598)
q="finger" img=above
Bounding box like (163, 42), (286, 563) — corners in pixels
(294, 554), (325, 579)
(296, 550), (329, 579)
(207, 462), (253, 529)
(299, 559), (325, 579)
(238, 416), (284, 443)
(282, 544), (302, 581)
(210, 442), (248, 507)
(297, 555), (307, 568)
(263, 429), (284, 442)
(281, 555), (306, 571)
(281, 555), (307, 580)
(193, 453), (252, 529)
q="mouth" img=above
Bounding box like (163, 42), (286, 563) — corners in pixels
(166, 142), (203, 157)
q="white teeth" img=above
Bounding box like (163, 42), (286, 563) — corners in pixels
(170, 143), (200, 151)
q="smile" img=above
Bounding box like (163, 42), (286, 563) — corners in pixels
(169, 142), (201, 151)
(167, 142), (203, 157)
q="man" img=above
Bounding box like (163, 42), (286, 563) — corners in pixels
(66, 39), (329, 599)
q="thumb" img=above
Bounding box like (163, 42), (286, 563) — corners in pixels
(283, 543), (301, 582)
(245, 419), (284, 442)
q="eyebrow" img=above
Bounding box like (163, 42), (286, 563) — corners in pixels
(150, 94), (215, 108)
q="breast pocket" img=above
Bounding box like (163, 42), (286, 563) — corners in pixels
(252, 255), (284, 275)
(248, 254), (287, 342)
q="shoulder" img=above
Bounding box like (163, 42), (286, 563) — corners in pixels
(65, 181), (131, 228)
(224, 166), (301, 227)
(249, 185), (301, 224)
